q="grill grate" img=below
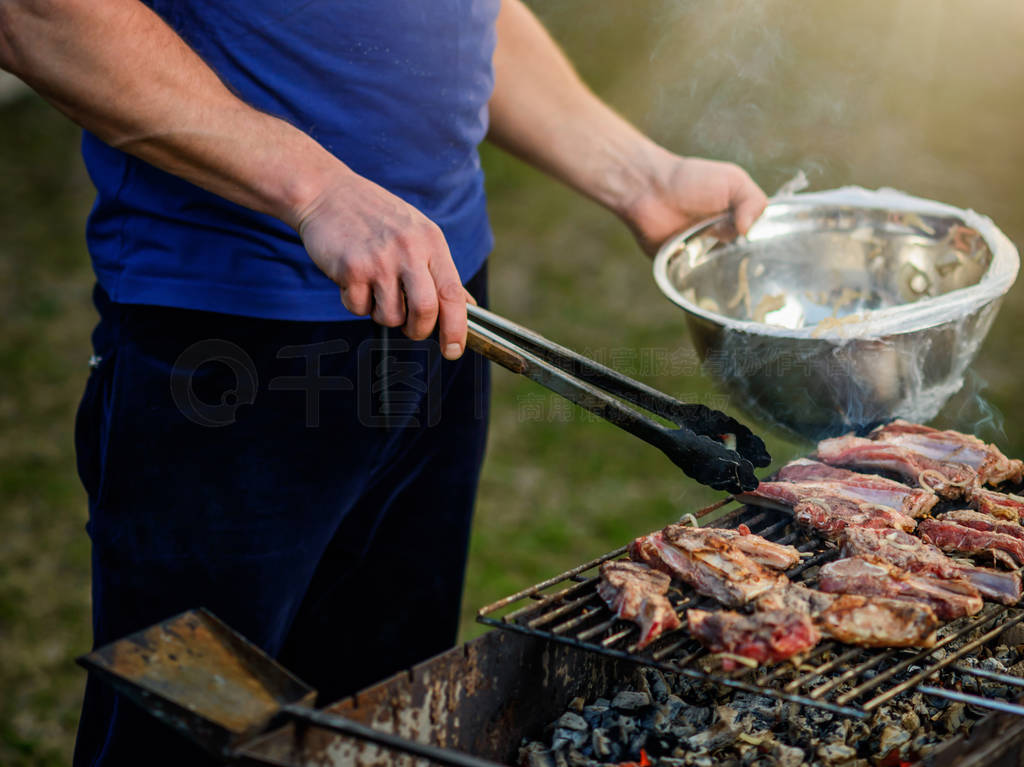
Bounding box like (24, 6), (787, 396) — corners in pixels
(477, 501), (1024, 719)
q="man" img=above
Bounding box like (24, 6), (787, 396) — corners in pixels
(0, 1), (766, 764)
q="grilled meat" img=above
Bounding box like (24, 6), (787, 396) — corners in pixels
(755, 582), (939, 647)
(968, 487), (1024, 522)
(937, 510), (1024, 541)
(817, 421), (1022, 498)
(737, 480), (917, 536)
(815, 435), (976, 499)
(686, 608), (819, 669)
(918, 517), (1024, 568)
(838, 526), (1022, 605)
(629, 529), (783, 608)
(871, 421), (1023, 486)
(597, 561), (681, 649)
(816, 594), (938, 647)
(817, 556), (983, 620)
(775, 459), (939, 517)
(662, 523), (801, 571)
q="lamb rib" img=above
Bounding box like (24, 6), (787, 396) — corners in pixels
(871, 421), (1023, 486)
(968, 487), (1024, 522)
(663, 523), (801, 571)
(597, 561), (681, 649)
(817, 556), (983, 620)
(918, 517), (1024, 567)
(774, 458), (939, 517)
(937, 510), (1024, 541)
(686, 608), (820, 670)
(815, 435), (976, 499)
(629, 527), (784, 608)
(737, 480), (917, 536)
(755, 582), (939, 647)
(838, 526), (1021, 605)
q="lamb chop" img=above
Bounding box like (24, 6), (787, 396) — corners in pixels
(629, 528), (784, 608)
(737, 480), (917, 536)
(775, 458), (939, 517)
(817, 556), (983, 620)
(755, 582), (939, 647)
(662, 523), (801, 571)
(597, 561), (681, 649)
(686, 608), (820, 670)
(816, 435), (977, 499)
(871, 421), (1023, 486)
(967, 487), (1024, 522)
(919, 517), (1024, 568)
(838, 526), (1021, 604)
(937, 510), (1024, 541)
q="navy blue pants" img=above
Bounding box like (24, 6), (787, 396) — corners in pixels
(72, 268), (489, 766)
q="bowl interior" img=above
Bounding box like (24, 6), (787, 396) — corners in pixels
(665, 205), (993, 330)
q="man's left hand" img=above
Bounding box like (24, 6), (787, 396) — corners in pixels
(621, 151), (768, 257)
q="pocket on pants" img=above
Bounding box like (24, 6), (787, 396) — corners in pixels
(74, 349), (119, 509)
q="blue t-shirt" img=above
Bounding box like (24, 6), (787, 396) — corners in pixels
(82, 1), (500, 321)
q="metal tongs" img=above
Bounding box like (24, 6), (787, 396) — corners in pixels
(466, 305), (770, 493)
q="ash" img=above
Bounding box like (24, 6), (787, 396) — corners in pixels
(521, 628), (1024, 767)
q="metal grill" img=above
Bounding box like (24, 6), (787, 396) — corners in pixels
(477, 501), (1024, 720)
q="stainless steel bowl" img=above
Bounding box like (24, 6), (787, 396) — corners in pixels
(653, 187), (1019, 442)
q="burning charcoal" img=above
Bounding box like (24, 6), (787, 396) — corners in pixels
(568, 696), (585, 713)
(617, 714), (639, 744)
(552, 727), (588, 751)
(817, 742), (858, 764)
(590, 728), (612, 759)
(663, 694), (686, 720)
(940, 702), (966, 734)
(519, 742), (556, 767)
(643, 668), (671, 702)
(772, 743), (806, 767)
(690, 756), (714, 767)
(900, 710), (920, 732)
(581, 704), (608, 729)
(556, 712), (588, 732)
(565, 748), (591, 767)
(552, 750), (569, 767)
(876, 724), (911, 758)
(612, 690), (651, 711)
(627, 730), (648, 758)
(685, 706), (741, 751)
(669, 722), (697, 740)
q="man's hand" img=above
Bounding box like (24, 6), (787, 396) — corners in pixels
(488, 0), (767, 259)
(297, 174), (469, 359)
(620, 152), (767, 256)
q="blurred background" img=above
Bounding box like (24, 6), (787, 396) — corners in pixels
(2, 1), (1023, 763)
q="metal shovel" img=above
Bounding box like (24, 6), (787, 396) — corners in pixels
(77, 608), (506, 767)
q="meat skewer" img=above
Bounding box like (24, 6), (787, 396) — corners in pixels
(686, 608), (820, 670)
(838, 526), (1022, 604)
(597, 561), (681, 649)
(629, 528), (784, 608)
(817, 556), (984, 620)
(737, 480), (917, 536)
(774, 458), (939, 517)
(918, 518), (1024, 568)
(756, 582), (938, 648)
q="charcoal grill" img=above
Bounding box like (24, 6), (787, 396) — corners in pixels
(477, 499), (1024, 722)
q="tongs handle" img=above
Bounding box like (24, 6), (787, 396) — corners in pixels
(465, 306), (768, 493)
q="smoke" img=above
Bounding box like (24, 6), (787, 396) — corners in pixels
(938, 368), (1007, 445)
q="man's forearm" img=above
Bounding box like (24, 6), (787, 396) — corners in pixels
(0, 0), (339, 229)
(487, 0), (666, 221)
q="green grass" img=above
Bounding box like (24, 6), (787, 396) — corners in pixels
(4, 1), (1024, 762)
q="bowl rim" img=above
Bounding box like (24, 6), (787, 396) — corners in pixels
(652, 186), (1019, 342)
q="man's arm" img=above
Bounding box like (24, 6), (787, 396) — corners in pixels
(0, 0), (470, 358)
(489, 0), (767, 254)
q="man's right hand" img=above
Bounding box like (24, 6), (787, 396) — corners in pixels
(296, 174), (469, 359)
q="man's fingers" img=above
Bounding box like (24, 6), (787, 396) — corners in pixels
(464, 288), (478, 307)
(428, 260), (467, 360)
(341, 283), (373, 316)
(732, 176), (768, 236)
(400, 267), (440, 341)
(370, 281), (406, 327)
